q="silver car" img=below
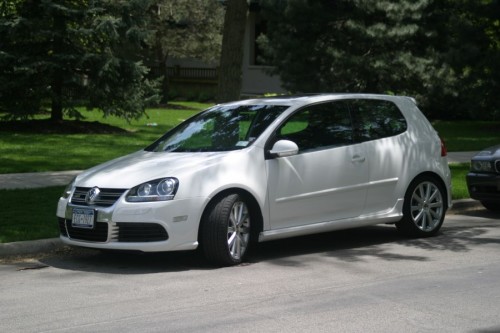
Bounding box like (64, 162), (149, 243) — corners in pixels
(57, 94), (452, 266)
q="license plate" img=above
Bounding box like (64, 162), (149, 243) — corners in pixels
(72, 208), (95, 229)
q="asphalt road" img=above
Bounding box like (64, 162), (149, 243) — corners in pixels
(1, 209), (499, 333)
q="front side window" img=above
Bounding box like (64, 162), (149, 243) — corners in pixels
(351, 99), (407, 142)
(146, 104), (288, 152)
(275, 101), (353, 152)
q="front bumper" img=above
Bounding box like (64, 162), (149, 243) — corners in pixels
(56, 196), (206, 252)
(466, 172), (500, 202)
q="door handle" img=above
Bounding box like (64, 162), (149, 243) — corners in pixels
(351, 155), (366, 163)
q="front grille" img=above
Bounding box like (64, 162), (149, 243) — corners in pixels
(71, 187), (127, 207)
(113, 223), (169, 242)
(59, 218), (108, 242)
(495, 160), (500, 174)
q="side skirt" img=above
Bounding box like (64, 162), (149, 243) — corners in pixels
(258, 200), (404, 242)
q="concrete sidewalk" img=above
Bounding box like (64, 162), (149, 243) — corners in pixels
(0, 152), (474, 190)
(0, 170), (81, 190)
(446, 151), (476, 164)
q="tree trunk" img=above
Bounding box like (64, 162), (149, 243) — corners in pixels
(216, 0), (248, 103)
(50, 74), (64, 122)
(50, 13), (64, 122)
(159, 58), (169, 104)
(156, 30), (169, 104)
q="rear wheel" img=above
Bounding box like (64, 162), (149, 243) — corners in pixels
(396, 176), (446, 237)
(480, 201), (500, 212)
(201, 194), (251, 266)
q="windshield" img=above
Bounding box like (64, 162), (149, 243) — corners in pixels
(146, 104), (289, 152)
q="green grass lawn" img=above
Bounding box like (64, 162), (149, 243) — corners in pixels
(449, 163), (470, 200)
(0, 186), (64, 243)
(432, 120), (500, 152)
(0, 102), (209, 173)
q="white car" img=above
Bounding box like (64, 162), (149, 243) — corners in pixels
(57, 94), (452, 266)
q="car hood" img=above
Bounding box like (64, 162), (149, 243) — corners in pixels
(75, 150), (229, 188)
(474, 144), (500, 159)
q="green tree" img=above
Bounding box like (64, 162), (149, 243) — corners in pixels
(259, 0), (500, 120)
(146, 0), (224, 103)
(443, 0), (500, 119)
(256, 0), (467, 118)
(0, 0), (159, 121)
(0, 0), (21, 17)
(87, 0), (160, 120)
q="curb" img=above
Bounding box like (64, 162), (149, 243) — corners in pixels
(448, 198), (482, 214)
(0, 200), (483, 258)
(0, 238), (63, 258)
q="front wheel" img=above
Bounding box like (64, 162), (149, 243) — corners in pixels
(200, 194), (251, 266)
(396, 176), (446, 237)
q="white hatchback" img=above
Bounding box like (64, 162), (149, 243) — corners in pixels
(57, 94), (452, 266)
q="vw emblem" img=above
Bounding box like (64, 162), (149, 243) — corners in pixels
(85, 187), (100, 205)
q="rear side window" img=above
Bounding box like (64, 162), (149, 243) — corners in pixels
(351, 99), (407, 142)
(276, 101), (353, 152)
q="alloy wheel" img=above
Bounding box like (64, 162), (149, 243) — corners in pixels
(227, 201), (251, 260)
(409, 181), (444, 232)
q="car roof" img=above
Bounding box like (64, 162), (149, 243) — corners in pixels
(219, 93), (416, 108)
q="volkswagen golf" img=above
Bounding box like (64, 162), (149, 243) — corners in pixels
(57, 94), (452, 266)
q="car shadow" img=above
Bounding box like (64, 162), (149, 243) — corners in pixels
(38, 215), (500, 274)
(39, 247), (213, 274)
(456, 207), (500, 219)
(246, 219), (499, 267)
(247, 225), (419, 267)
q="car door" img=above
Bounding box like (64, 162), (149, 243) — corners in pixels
(265, 101), (370, 230)
(350, 99), (408, 215)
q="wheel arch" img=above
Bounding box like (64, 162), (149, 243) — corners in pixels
(198, 187), (264, 243)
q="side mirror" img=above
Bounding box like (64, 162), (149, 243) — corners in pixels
(269, 140), (299, 158)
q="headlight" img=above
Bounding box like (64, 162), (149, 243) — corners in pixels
(61, 178), (75, 199)
(470, 160), (493, 173)
(126, 178), (179, 202)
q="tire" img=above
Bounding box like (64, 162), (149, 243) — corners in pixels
(396, 175), (446, 237)
(480, 201), (500, 212)
(200, 193), (251, 266)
